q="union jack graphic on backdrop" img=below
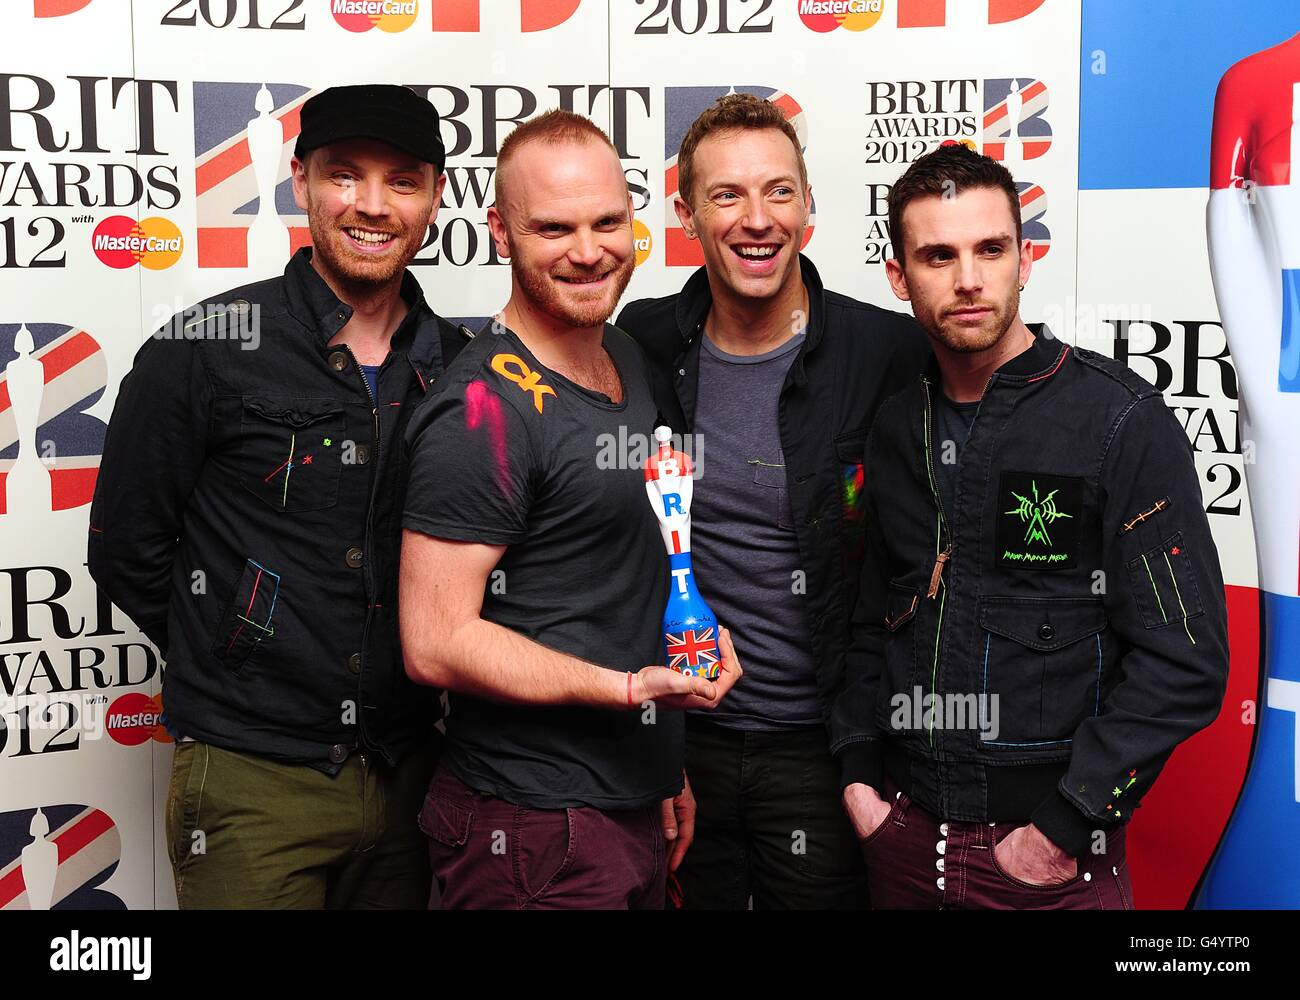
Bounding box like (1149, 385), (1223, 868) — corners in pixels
(982, 78), (1052, 160)
(896, 0), (1047, 26)
(0, 805), (125, 909)
(193, 82), (315, 268)
(0, 323), (107, 514)
(1017, 181), (1050, 261)
(666, 627), (719, 674)
(664, 87), (816, 267)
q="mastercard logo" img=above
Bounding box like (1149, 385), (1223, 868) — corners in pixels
(797, 0), (884, 31)
(331, 0), (418, 31)
(105, 692), (173, 747)
(633, 218), (653, 268)
(92, 216), (183, 270)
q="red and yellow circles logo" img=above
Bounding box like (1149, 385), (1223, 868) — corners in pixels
(92, 216), (183, 270)
(106, 693), (173, 747)
(331, 0), (418, 31)
(633, 218), (653, 268)
(798, 0), (884, 31)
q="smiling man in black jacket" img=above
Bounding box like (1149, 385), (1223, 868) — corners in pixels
(839, 143), (1229, 908)
(87, 85), (464, 909)
(617, 93), (928, 909)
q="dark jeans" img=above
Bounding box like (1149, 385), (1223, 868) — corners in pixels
(166, 740), (433, 909)
(676, 717), (868, 909)
(862, 780), (1134, 909)
(420, 764), (667, 910)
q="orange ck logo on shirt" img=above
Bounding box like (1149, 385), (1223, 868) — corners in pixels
(491, 353), (556, 413)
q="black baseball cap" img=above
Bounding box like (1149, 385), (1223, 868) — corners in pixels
(294, 84), (445, 174)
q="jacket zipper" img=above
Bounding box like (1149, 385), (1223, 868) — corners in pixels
(920, 379), (952, 747)
(342, 346), (382, 755)
(919, 372), (997, 747)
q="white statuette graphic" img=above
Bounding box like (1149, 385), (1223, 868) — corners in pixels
(21, 809), (58, 911)
(246, 84), (290, 274)
(4, 326), (48, 517)
(1004, 79), (1024, 163)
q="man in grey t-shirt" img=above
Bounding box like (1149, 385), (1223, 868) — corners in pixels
(618, 95), (928, 908)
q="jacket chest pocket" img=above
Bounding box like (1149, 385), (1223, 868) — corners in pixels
(977, 597), (1106, 749)
(239, 397), (345, 513)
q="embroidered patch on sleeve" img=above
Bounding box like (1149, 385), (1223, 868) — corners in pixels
(995, 471), (1083, 570)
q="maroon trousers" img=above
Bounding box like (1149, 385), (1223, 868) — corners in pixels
(419, 764), (667, 910)
(862, 781), (1134, 910)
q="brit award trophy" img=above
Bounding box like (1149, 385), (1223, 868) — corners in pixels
(1199, 32), (1300, 907)
(644, 426), (720, 679)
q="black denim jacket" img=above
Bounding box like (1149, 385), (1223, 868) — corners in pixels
(833, 331), (1230, 856)
(617, 255), (930, 731)
(88, 249), (466, 772)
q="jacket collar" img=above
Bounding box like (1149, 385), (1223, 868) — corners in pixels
(283, 247), (442, 371)
(922, 323), (1068, 388)
(672, 251), (827, 359)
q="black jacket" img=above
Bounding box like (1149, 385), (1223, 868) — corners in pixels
(88, 248), (466, 773)
(837, 330), (1230, 855)
(616, 254), (929, 730)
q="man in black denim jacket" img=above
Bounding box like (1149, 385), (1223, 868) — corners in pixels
(835, 144), (1229, 908)
(88, 86), (465, 908)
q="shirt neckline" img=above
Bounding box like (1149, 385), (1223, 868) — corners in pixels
(485, 321), (631, 412)
(702, 330), (806, 366)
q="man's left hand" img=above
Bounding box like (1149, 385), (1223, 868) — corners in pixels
(661, 772), (696, 873)
(993, 823), (1078, 886)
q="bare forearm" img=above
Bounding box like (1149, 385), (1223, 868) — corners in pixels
(409, 615), (628, 709)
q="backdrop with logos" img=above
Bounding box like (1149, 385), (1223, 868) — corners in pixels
(0, 0), (1294, 909)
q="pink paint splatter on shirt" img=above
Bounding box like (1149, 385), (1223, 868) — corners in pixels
(465, 379), (512, 500)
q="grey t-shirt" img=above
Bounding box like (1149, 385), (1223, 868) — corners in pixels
(402, 322), (680, 810)
(931, 390), (979, 519)
(690, 331), (820, 730)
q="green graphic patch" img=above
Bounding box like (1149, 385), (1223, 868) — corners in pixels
(995, 471), (1082, 570)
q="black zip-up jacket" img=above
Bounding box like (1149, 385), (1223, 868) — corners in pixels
(835, 330), (1230, 856)
(616, 254), (929, 730)
(87, 248), (466, 773)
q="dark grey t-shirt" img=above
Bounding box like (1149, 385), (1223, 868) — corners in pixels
(931, 390), (979, 518)
(402, 322), (680, 810)
(691, 331), (820, 730)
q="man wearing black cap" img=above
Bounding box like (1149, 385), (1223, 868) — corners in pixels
(88, 84), (465, 908)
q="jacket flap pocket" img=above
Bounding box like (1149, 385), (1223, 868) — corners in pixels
(980, 597), (1105, 651)
(243, 396), (343, 428)
(211, 558), (280, 668)
(884, 582), (919, 631)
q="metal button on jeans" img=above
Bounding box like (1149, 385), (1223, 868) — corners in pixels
(936, 840), (946, 855)
(329, 744), (348, 764)
(936, 877), (945, 891)
(939, 822), (949, 836)
(348, 653), (361, 675)
(1039, 623), (1056, 641)
(345, 547), (363, 568)
(329, 351), (349, 372)
(936, 858), (945, 872)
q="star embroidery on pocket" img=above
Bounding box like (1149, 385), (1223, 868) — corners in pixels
(302, 455), (314, 466)
(1171, 546), (1181, 555)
